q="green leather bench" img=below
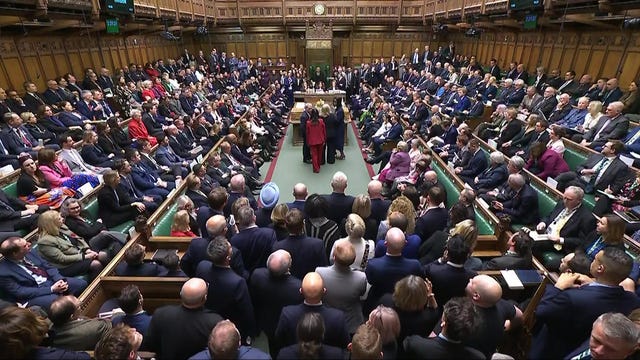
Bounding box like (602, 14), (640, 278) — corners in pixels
(432, 162), (495, 236)
(83, 197), (134, 234)
(512, 181), (559, 232)
(151, 204), (179, 236)
(2, 182), (17, 198)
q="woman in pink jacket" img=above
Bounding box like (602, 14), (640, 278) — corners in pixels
(525, 142), (569, 181)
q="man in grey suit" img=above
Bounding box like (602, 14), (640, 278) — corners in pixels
(58, 135), (108, 175)
(576, 101), (629, 150)
(316, 241), (367, 334)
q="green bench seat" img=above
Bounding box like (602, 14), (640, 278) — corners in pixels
(432, 162), (495, 236)
(83, 198), (133, 234)
(2, 182), (17, 198)
(564, 147), (587, 172)
(512, 182), (560, 232)
(151, 204), (179, 236)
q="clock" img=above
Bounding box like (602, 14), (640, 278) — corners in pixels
(314, 3), (325, 15)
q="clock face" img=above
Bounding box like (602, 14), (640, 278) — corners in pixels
(314, 3), (325, 15)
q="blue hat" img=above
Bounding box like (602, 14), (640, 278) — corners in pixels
(259, 182), (280, 209)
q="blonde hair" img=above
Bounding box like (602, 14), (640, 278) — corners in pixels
(270, 203), (289, 227)
(388, 196), (416, 234)
(345, 213), (366, 239)
(352, 194), (372, 219)
(450, 219), (478, 250)
(171, 210), (191, 232)
(38, 210), (61, 237)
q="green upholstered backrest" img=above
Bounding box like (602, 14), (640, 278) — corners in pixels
(2, 182), (17, 198)
(564, 147), (587, 172)
(151, 203), (179, 236)
(531, 182), (560, 219)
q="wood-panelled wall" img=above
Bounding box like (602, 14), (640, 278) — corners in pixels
(452, 31), (640, 87)
(0, 35), (190, 92)
(4, 28), (640, 94)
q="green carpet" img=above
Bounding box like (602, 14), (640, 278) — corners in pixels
(264, 122), (374, 200)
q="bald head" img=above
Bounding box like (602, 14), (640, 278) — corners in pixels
(230, 174), (245, 192)
(301, 272), (325, 303)
(384, 227), (406, 255)
(424, 171), (437, 183)
(292, 183), (308, 200)
(205, 215), (227, 237)
(180, 278), (208, 308)
(267, 249), (292, 276)
(367, 180), (383, 199)
(466, 274), (502, 307)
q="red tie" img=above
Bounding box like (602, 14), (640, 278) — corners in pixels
(17, 129), (32, 147)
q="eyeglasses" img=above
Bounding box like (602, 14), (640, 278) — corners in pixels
(68, 206), (81, 210)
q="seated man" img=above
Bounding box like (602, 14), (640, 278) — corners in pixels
(554, 140), (631, 194)
(49, 295), (112, 351)
(0, 237), (87, 309)
(455, 139), (488, 186)
(490, 173), (539, 226)
(574, 101), (629, 150)
(371, 114), (403, 156)
(115, 243), (168, 277)
(0, 188), (47, 233)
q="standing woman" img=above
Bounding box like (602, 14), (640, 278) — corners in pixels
(321, 104), (338, 164)
(306, 109), (326, 173)
(334, 98), (346, 160)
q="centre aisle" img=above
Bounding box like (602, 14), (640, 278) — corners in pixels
(264, 121), (375, 199)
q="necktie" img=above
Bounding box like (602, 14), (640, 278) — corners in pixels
(592, 118), (611, 140)
(17, 129), (32, 147)
(0, 138), (8, 155)
(113, 189), (120, 204)
(626, 130), (640, 145)
(23, 258), (49, 278)
(593, 158), (611, 184)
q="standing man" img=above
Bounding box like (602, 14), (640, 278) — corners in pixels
(300, 103), (312, 164)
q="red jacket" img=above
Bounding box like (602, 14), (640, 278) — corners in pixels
(306, 119), (326, 146)
(128, 118), (158, 146)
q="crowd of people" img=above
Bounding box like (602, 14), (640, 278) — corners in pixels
(2, 42), (640, 360)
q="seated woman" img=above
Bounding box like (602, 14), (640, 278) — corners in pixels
(60, 198), (125, 262)
(170, 210), (198, 237)
(525, 142), (570, 181)
(578, 214), (626, 262)
(96, 122), (125, 158)
(80, 130), (116, 168)
(36, 210), (103, 279)
(57, 101), (92, 129)
(97, 170), (147, 229)
(21, 111), (57, 146)
(37, 148), (99, 191)
(593, 171), (640, 218)
(107, 116), (133, 150)
(38, 104), (83, 141)
(17, 154), (75, 209)
(177, 195), (200, 237)
(184, 173), (209, 209)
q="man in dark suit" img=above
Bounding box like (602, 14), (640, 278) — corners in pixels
(115, 244), (168, 277)
(530, 247), (640, 359)
(0, 237), (87, 309)
(533, 186), (597, 270)
(371, 115), (403, 156)
(368, 180), (391, 223)
(365, 227), (423, 311)
(127, 149), (173, 198)
(273, 209), (327, 280)
(577, 101), (629, 150)
(154, 134), (189, 178)
(22, 82), (46, 113)
(0, 187), (46, 233)
(555, 140), (631, 194)
(321, 171), (355, 226)
(141, 103), (167, 138)
(471, 152), (509, 193)
(488, 58), (501, 79)
(224, 174), (258, 217)
(181, 215), (247, 279)
(456, 139), (488, 186)
(600, 78), (623, 107)
(483, 231), (533, 270)
(3, 112), (45, 157)
(231, 206), (277, 273)
(530, 87), (559, 120)
(403, 297), (485, 359)
(113, 159), (160, 215)
(250, 249), (303, 358)
(299, 104), (312, 163)
(42, 79), (72, 108)
(415, 186), (448, 242)
(424, 236), (477, 309)
(491, 173), (539, 226)
(142, 278), (223, 360)
(275, 272), (349, 352)
(196, 236), (256, 342)
(556, 70), (579, 95)
(286, 183), (308, 216)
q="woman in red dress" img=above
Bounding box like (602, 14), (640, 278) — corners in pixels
(306, 109), (326, 173)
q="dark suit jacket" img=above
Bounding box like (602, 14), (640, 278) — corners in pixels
(321, 192), (355, 224)
(80, 144), (113, 167)
(142, 305), (223, 360)
(273, 235), (328, 280)
(531, 284), (640, 359)
(97, 186), (138, 228)
(75, 100), (100, 120)
(58, 111), (89, 127)
(286, 200), (306, 215)
(365, 255), (423, 304)
(370, 198), (391, 222)
(475, 164), (509, 191)
(115, 261), (168, 277)
(3, 127), (37, 154)
(497, 120), (523, 146)
(541, 203), (597, 252)
(424, 261), (477, 308)
(500, 184), (539, 225)
(23, 92), (46, 113)
(275, 303), (349, 350)
(249, 268), (303, 338)
(459, 150), (488, 179)
(403, 335), (486, 360)
(483, 252), (532, 270)
(230, 227), (277, 273)
(0, 252), (68, 303)
(576, 154), (631, 193)
(186, 189), (209, 209)
(180, 237), (248, 279)
(415, 207), (449, 242)
(531, 96), (558, 119)
(0, 189), (32, 231)
(196, 261), (256, 338)
(277, 344), (345, 360)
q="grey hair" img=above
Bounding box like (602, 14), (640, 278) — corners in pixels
(331, 171), (348, 189)
(509, 173), (526, 188)
(490, 151), (505, 165)
(397, 141), (408, 152)
(567, 185), (585, 200)
(595, 312), (640, 346)
(267, 249), (292, 276)
(177, 195), (194, 209)
(509, 156), (525, 170)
